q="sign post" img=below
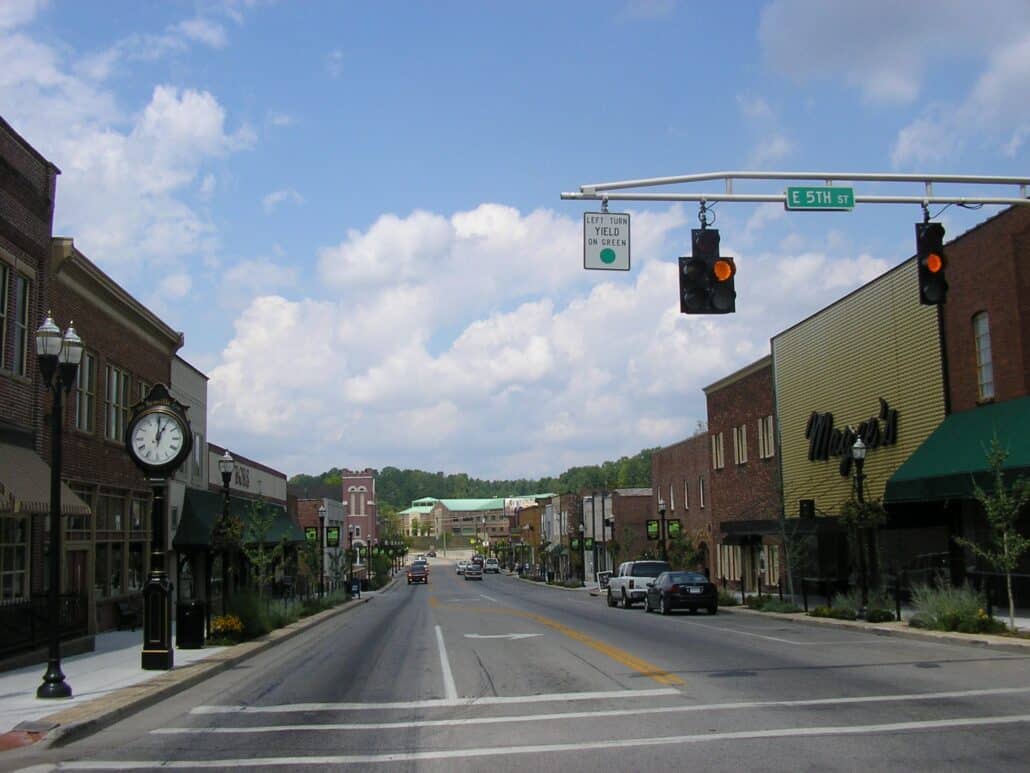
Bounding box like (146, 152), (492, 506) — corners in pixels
(583, 212), (631, 270)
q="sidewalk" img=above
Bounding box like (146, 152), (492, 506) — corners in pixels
(0, 592), (376, 750)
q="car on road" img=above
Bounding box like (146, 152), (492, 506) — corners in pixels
(456, 560), (468, 574)
(484, 558), (500, 573)
(464, 561), (483, 580)
(607, 560), (672, 608)
(407, 561), (429, 585)
(643, 571), (718, 615)
(427, 550), (436, 557)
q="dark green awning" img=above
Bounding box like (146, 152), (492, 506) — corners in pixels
(884, 397), (1030, 503)
(173, 488), (305, 548)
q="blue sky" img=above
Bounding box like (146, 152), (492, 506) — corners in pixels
(3, 0), (1029, 480)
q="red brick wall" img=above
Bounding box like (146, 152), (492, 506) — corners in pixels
(705, 360), (779, 527)
(609, 490), (656, 562)
(942, 206), (1030, 412)
(0, 117), (57, 440)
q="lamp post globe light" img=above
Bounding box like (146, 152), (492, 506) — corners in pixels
(852, 436), (870, 610)
(217, 450), (234, 615)
(35, 313), (83, 699)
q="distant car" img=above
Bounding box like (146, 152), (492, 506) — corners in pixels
(464, 562), (483, 580)
(644, 571), (717, 615)
(407, 561), (429, 585)
(484, 558), (500, 573)
(456, 560), (468, 575)
(427, 550), (436, 557)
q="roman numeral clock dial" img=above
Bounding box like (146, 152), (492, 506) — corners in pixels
(124, 384), (193, 477)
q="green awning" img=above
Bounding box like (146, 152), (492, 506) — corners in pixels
(884, 397), (1030, 503)
(174, 488), (305, 548)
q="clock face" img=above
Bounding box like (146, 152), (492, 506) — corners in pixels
(130, 411), (187, 468)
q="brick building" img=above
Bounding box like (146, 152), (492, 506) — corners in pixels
(704, 356), (781, 592)
(608, 487), (655, 566)
(651, 432), (711, 572)
(341, 468), (378, 548)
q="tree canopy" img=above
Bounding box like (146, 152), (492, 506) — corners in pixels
(287, 448), (658, 509)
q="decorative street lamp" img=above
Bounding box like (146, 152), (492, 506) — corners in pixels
(852, 436), (870, 610)
(35, 313), (82, 699)
(658, 498), (668, 563)
(348, 524), (355, 597)
(217, 450), (234, 615)
(578, 522), (586, 586)
(318, 506), (326, 599)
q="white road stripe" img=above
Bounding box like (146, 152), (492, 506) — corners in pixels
(479, 594), (498, 602)
(190, 687), (681, 714)
(169, 686), (1030, 731)
(435, 624), (458, 701)
(45, 714), (1030, 768)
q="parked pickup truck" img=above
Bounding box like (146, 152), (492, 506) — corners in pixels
(606, 560), (671, 609)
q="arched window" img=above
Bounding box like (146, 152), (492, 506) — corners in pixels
(973, 312), (994, 400)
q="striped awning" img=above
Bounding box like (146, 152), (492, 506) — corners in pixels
(0, 442), (92, 516)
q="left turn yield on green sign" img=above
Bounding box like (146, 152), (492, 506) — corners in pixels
(584, 212), (631, 271)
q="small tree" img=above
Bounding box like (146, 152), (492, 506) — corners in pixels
(666, 531), (700, 570)
(954, 438), (1030, 632)
(776, 514), (809, 601)
(240, 498), (285, 599)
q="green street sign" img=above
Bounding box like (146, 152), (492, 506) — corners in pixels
(584, 538), (594, 551)
(305, 527), (317, 542)
(785, 186), (854, 211)
(668, 520), (682, 538)
(646, 519), (659, 540)
(326, 527), (340, 547)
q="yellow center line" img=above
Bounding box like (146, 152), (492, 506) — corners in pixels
(430, 599), (683, 686)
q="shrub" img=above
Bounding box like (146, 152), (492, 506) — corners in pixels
(718, 590), (740, 606)
(746, 596), (800, 613)
(809, 605), (833, 618)
(809, 605), (857, 620)
(228, 589), (272, 639)
(908, 581), (1004, 633)
(209, 613), (244, 643)
(865, 608), (896, 623)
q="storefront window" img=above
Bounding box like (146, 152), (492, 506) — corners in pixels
(0, 516), (28, 601)
(95, 543), (109, 598)
(110, 542), (123, 595)
(128, 543), (144, 591)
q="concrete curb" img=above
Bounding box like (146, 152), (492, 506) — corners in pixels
(719, 604), (1030, 652)
(39, 595), (374, 749)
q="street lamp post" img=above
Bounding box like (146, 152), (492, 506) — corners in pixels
(217, 450), (234, 616)
(852, 437), (870, 610)
(578, 523), (586, 586)
(347, 524), (355, 597)
(318, 506), (326, 599)
(35, 313), (83, 700)
(658, 499), (668, 563)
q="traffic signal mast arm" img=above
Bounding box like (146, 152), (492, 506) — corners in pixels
(560, 170), (1030, 207)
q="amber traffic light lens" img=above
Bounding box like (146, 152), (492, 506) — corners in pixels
(713, 258), (735, 282)
(924, 253), (944, 273)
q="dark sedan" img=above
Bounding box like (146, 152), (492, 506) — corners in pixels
(643, 571), (717, 615)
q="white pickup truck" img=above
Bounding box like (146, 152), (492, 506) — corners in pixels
(606, 560), (671, 609)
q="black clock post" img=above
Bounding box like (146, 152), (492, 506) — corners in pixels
(125, 384), (193, 671)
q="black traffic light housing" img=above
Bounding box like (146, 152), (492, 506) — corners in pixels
(679, 228), (736, 314)
(916, 221), (948, 305)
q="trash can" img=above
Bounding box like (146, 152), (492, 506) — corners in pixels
(177, 599), (205, 649)
(546, 570), (555, 584)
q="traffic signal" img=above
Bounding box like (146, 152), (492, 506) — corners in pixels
(678, 228), (736, 314)
(916, 221), (948, 305)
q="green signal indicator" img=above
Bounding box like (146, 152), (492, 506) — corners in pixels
(600, 247), (616, 264)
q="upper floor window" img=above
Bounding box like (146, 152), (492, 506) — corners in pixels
(191, 432), (204, 480)
(733, 424), (748, 465)
(105, 364), (131, 441)
(0, 263), (8, 368)
(973, 312), (994, 401)
(11, 274), (29, 376)
(75, 350), (97, 433)
(758, 415), (775, 459)
(683, 480), (689, 510)
(711, 432), (725, 470)
(669, 484), (675, 512)
(698, 476), (706, 508)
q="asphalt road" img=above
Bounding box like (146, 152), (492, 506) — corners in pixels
(8, 560), (1030, 772)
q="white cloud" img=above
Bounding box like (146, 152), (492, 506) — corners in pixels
(176, 18), (228, 48)
(737, 93), (794, 168)
(759, 0), (1030, 105)
(268, 111), (295, 127)
(893, 32), (1030, 166)
(262, 187), (304, 213)
(221, 257), (298, 308)
(0, 0), (45, 30)
(325, 49), (343, 78)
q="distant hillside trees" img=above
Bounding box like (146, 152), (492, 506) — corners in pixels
(287, 448), (657, 511)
